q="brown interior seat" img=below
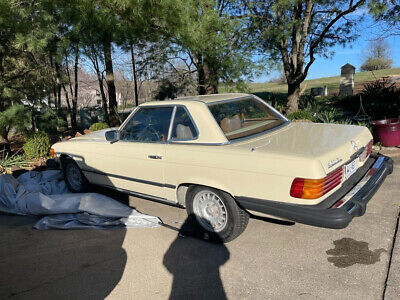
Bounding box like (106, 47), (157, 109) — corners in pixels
(220, 114), (242, 133)
(176, 124), (194, 139)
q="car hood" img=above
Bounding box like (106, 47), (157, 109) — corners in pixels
(69, 128), (116, 142)
(231, 122), (372, 174)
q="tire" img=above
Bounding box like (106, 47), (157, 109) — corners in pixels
(62, 157), (88, 193)
(186, 186), (249, 243)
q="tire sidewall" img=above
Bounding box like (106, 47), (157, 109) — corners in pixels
(62, 158), (87, 193)
(186, 186), (240, 242)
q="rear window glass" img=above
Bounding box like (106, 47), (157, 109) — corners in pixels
(208, 98), (286, 140)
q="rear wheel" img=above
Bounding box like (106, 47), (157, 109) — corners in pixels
(186, 186), (249, 242)
(62, 158), (88, 193)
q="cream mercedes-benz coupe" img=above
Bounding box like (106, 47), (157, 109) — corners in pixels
(51, 93), (393, 242)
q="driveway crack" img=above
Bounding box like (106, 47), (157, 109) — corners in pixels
(382, 207), (400, 299)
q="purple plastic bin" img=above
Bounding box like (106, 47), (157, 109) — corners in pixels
(371, 118), (400, 147)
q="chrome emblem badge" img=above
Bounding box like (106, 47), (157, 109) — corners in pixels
(351, 140), (359, 152)
(328, 158), (343, 168)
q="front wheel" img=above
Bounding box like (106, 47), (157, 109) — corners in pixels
(186, 186), (249, 243)
(62, 158), (88, 193)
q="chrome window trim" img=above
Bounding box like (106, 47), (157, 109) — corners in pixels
(252, 94), (289, 122)
(167, 106), (177, 140)
(118, 106), (140, 131)
(118, 139), (169, 145)
(206, 95), (253, 105)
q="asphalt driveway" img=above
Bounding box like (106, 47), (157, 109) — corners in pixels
(0, 157), (399, 299)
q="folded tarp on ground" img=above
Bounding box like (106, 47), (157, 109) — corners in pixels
(0, 170), (161, 229)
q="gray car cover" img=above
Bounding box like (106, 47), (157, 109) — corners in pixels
(0, 170), (161, 229)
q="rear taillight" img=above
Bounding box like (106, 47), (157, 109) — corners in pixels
(359, 140), (373, 162)
(290, 168), (343, 199)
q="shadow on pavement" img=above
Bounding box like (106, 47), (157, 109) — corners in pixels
(249, 214), (295, 226)
(0, 189), (129, 299)
(163, 216), (230, 300)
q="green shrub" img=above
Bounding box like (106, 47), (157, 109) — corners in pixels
(361, 78), (400, 119)
(36, 109), (67, 134)
(22, 132), (51, 159)
(89, 122), (110, 131)
(335, 119), (353, 125)
(356, 121), (372, 132)
(287, 110), (315, 122)
(298, 95), (316, 110)
(301, 98), (328, 115)
(337, 78), (400, 120)
(273, 104), (285, 112)
(314, 108), (343, 123)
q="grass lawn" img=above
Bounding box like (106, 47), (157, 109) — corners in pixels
(244, 67), (400, 95)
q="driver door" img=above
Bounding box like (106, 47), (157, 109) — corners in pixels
(84, 106), (174, 199)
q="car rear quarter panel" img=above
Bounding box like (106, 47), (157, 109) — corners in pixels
(164, 143), (325, 205)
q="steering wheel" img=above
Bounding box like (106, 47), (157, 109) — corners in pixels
(137, 125), (160, 141)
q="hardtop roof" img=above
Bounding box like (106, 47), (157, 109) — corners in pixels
(139, 93), (252, 107)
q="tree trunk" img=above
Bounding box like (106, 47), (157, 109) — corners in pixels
(61, 83), (71, 111)
(0, 50), (4, 75)
(104, 42), (119, 127)
(31, 103), (36, 132)
(55, 62), (62, 110)
(210, 82), (218, 94)
(286, 81), (301, 114)
(57, 85), (62, 111)
(205, 64), (218, 94)
(51, 85), (57, 110)
(49, 55), (57, 110)
(197, 54), (206, 95)
(0, 50), (5, 106)
(89, 46), (109, 124)
(97, 74), (109, 124)
(71, 46), (79, 130)
(130, 44), (139, 107)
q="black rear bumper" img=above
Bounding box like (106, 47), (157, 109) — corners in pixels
(235, 154), (393, 229)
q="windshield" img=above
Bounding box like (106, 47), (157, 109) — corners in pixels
(208, 97), (287, 140)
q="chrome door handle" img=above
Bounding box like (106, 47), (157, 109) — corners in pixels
(148, 155), (163, 160)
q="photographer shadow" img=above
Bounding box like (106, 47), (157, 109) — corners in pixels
(163, 216), (230, 300)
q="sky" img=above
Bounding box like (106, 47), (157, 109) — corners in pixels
(253, 14), (400, 83)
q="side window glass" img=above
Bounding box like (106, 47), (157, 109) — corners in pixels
(120, 107), (173, 142)
(170, 107), (197, 140)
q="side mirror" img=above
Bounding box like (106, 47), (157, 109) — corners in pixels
(105, 130), (120, 143)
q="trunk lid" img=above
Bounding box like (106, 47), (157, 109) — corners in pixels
(231, 122), (372, 174)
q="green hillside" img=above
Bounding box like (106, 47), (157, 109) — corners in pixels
(247, 67), (400, 95)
